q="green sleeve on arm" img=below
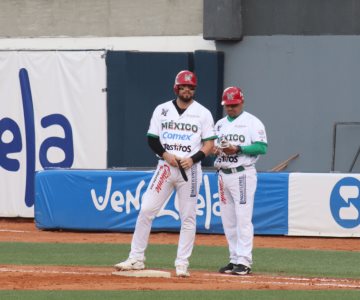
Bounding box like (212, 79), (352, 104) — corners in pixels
(202, 135), (217, 141)
(240, 141), (267, 155)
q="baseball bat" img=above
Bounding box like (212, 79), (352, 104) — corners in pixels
(176, 159), (188, 182)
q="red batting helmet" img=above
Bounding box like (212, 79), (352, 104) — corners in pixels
(221, 86), (244, 105)
(173, 70), (197, 94)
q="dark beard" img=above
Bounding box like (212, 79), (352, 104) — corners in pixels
(178, 94), (193, 103)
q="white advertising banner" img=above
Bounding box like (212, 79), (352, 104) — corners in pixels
(289, 173), (360, 237)
(0, 51), (107, 217)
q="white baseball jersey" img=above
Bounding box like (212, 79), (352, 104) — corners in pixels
(214, 111), (267, 169)
(148, 100), (216, 158)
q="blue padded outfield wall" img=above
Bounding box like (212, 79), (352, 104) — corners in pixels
(35, 170), (289, 235)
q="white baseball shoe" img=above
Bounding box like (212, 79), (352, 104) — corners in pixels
(176, 265), (190, 277)
(114, 258), (145, 271)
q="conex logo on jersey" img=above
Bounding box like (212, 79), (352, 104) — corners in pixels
(162, 131), (192, 141)
(330, 177), (360, 228)
(0, 68), (74, 207)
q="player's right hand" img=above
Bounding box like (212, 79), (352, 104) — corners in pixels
(162, 152), (179, 167)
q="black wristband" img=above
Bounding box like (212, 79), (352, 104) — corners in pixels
(237, 145), (242, 154)
(191, 150), (206, 163)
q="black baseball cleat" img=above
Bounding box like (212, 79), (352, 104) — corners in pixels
(231, 264), (252, 275)
(219, 263), (236, 274)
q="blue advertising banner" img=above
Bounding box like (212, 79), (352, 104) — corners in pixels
(35, 169), (289, 235)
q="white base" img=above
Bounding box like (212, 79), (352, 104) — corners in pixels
(112, 269), (171, 278)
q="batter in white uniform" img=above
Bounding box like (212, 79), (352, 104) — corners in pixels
(213, 86), (267, 275)
(114, 70), (216, 277)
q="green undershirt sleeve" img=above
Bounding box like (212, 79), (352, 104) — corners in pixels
(240, 141), (267, 155)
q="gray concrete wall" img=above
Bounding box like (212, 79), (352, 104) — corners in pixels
(242, 0), (360, 35)
(217, 36), (360, 173)
(0, 0), (203, 37)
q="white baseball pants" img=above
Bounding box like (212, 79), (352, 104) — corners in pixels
(218, 167), (257, 267)
(129, 160), (202, 267)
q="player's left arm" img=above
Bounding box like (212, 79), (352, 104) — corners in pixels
(197, 109), (217, 158)
(222, 117), (268, 155)
(241, 117), (268, 155)
(201, 109), (217, 154)
(239, 141), (267, 155)
(222, 141), (267, 156)
(199, 138), (215, 156)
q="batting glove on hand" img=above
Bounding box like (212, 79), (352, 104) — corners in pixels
(219, 136), (230, 149)
(222, 144), (240, 155)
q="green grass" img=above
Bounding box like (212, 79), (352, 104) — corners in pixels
(0, 242), (359, 279)
(253, 248), (360, 278)
(0, 290), (359, 300)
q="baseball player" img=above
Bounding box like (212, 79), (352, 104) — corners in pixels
(114, 70), (216, 277)
(213, 86), (267, 275)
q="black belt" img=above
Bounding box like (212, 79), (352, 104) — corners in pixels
(220, 166), (245, 174)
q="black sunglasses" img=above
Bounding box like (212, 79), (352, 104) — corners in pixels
(178, 85), (195, 91)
